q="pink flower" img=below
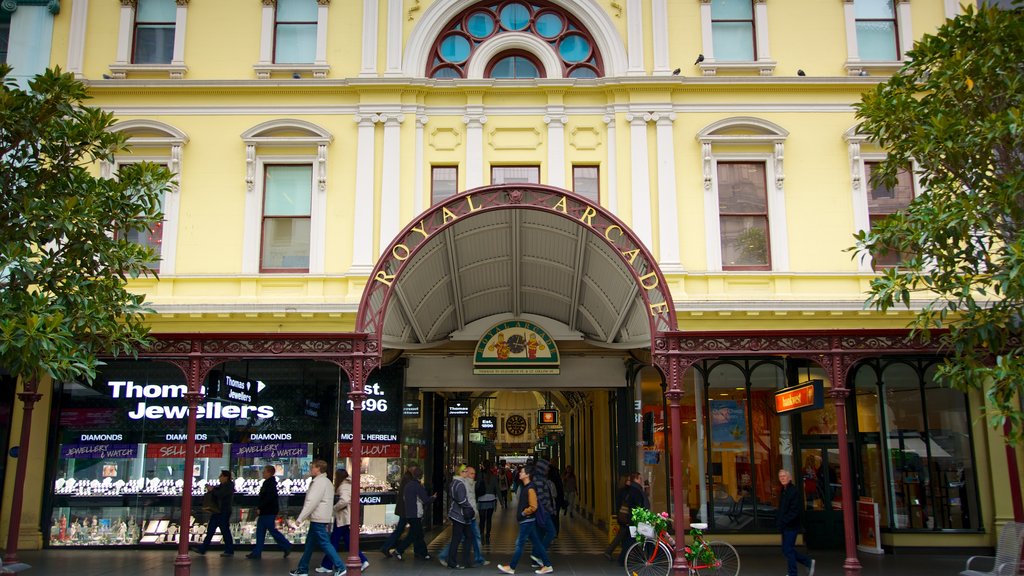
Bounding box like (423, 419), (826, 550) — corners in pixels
(660, 512), (669, 518)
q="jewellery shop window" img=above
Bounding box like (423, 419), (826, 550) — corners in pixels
(337, 364), (406, 536)
(49, 359), (340, 547)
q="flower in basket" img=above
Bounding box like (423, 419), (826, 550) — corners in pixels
(630, 507), (670, 542)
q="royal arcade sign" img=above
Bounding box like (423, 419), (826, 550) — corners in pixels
(358, 185), (676, 337)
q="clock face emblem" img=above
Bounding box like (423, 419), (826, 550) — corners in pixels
(505, 415), (528, 436)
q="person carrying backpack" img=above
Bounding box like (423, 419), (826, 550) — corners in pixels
(497, 466), (552, 575)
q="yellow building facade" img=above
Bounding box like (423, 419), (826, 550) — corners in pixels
(2, 0), (1021, 563)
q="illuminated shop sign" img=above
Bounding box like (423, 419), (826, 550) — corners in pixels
(338, 443), (402, 458)
(774, 380), (825, 414)
(231, 443), (308, 459)
(338, 366), (403, 443)
(538, 409), (558, 425)
(338, 433), (399, 442)
(479, 416), (497, 430)
(145, 443), (224, 459)
(403, 401), (421, 417)
(60, 444), (138, 459)
(474, 320), (560, 375)
(107, 381), (275, 421)
(447, 400), (470, 417)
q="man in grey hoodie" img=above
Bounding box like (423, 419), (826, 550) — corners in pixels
(289, 460), (346, 576)
(440, 466), (487, 568)
(445, 465), (475, 569)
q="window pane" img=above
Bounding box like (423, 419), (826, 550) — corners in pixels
(535, 13), (564, 38)
(706, 365), (753, 530)
(277, 0), (318, 22)
(261, 218), (311, 270)
(439, 34), (472, 64)
(573, 166), (599, 203)
(133, 25), (174, 64)
(431, 167), (458, 205)
(125, 221), (164, 269)
(923, 365), (979, 530)
(136, 0), (176, 22)
(490, 56), (539, 79)
(855, 0), (894, 19)
(265, 166), (312, 216)
(711, 0), (752, 19)
(712, 22), (755, 61)
(492, 166), (539, 184)
(882, 364), (926, 529)
(558, 34), (591, 63)
(720, 216), (769, 267)
(749, 363), (786, 531)
(499, 3), (530, 31)
(433, 67), (461, 79)
(718, 163), (767, 213)
(275, 23), (317, 63)
(1, 13), (12, 65)
(466, 12), (496, 38)
(857, 21), (898, 60)
(866, 163), (914, 214)
(568, 67), (597, 79)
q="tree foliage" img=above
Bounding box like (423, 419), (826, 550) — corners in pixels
(0, 66), (172, 389)
(852, 5), (1024, 442)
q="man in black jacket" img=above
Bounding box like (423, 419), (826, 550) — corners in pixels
(381, 463), (417, 557)
(247, 465), (292, 559)
(777, 469), (815, 576)
(604, 472), (646, 563)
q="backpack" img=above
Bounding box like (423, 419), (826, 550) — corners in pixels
(531, 485), (549, 525)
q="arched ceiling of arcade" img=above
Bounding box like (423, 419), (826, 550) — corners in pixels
(380, 208), (652, 350)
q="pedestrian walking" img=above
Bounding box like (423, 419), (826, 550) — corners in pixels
(562, 467), (577, 518)
(778, 469), (815, 576)
(381, 464), (417, 558)
(444, 464), (476, 569)
(497, 466), (552, 575)
(393, 466), (436, 560)
(546, 465), (563, 537)
(317, 469), (368, 574)
(440, 465), (486, 567)
(246, 465), (292, 559)
(289, 460), (346, 576)
(531, 459), (558, 557)
(476, 462), (500, 545)
(497, 461), (510, 510)
(193, 470), (235, 557)
(603, 473), (644, 563)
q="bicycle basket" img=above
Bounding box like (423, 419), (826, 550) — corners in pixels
(637, 521), (657, 539)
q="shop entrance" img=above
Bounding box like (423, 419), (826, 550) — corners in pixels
(796, 442), (845, 549)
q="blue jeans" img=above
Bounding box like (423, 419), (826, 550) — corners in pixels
(509, 520), (549, 570)
(538, 513), (556, 550)
(198, 512), (233, 554)
(251, 514), (291, 557)
(297, 522), (344, 573)
(322, 525), (367, 570)
(439, 519), (484, 565)
(781, 528), (812, 576)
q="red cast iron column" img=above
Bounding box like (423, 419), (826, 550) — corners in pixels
(174, 344), (205, 576)
(3, 383), (42, 565)
(657, 348), (691, 576)
(346, 346), (370, 575)
(830, 384), (861, 573)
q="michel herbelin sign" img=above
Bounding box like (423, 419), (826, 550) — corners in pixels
(474, 320), (560, 375)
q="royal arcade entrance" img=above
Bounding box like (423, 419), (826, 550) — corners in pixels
(88, 184), (951, 576)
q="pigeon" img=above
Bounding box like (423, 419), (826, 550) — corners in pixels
(694, 54), (705, 65)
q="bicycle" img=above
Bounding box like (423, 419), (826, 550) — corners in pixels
(623, 521), (740, 576)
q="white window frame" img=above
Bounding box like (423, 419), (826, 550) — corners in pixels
(103, 120), (187, 275)
(241, 120), (332, 275)
(255, 0), (330, 79)
(843, 0), (913, 76)
(110, 0), (189, 79)
(699, 117), (789, 272)
(698, 0), (776, 76)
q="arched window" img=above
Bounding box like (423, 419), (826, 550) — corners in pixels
(427, 1), (603, 79)
(485, 50), (542, 79)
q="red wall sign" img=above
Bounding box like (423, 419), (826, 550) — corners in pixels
(338, 443), (402, 458)
(774, 380), (824, 414)
(145, 443), (224, 459)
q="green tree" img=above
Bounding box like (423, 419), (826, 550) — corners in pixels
(851, 5), (1024, 442)
(0, 66), (171, 559)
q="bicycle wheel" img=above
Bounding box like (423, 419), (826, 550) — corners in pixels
(702, 541), (740, 576)
(623, 540), (672, 576)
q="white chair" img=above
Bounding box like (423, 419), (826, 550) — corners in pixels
(961, 521), (1024, 576)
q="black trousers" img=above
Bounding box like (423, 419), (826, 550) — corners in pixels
(447, 520), (472, 568)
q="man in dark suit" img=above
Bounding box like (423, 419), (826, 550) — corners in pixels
(247, 465), (292, 559)
(778, 469), (815, 576)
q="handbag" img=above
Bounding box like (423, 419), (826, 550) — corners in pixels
(202, 490), (220, 514)
(617, 503), (632, 524)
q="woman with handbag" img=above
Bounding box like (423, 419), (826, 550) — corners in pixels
(318, 469), (369, 573)
(193, 470), (235, 556)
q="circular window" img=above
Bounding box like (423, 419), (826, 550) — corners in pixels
(432, 66), (462, 79)
(466, 11), (496, 38)
(499, 3), (531, 31)
(568, 66), (598, 79)
(439, 34), (472, 64)
(534, 12), (564, 38)
(489, 55), (540, 79)
(558, 33), (590, 63)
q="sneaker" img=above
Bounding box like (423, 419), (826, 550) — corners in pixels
(807, 559), (816, 576)
(393, 551), (403, 561)
(530, 555), (542, 566)
(535, 567), (554, 575)
(421, 555), (433, 561)
(362, 560), (370, 570)
(335, 570), (347, 576)
(438, 557), (448, 568)
(479, 560), (491, 566)
(289, 571), (308, 576)
(315, 568), (333, 573)
(498, 565), (516, 575)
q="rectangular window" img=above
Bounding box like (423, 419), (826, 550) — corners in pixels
(275, 0), (318, 64)
(711, 0), (755, 61)
(132, 0), (175, 64)
(717, 162), (769, 270)
(572, 166), (599, 203)
(0, 12), (10, 65)
(431, 166), (458, 205)
(261, 165), (312, 272)
(491, 166), (540, 185)
(866, 162), (913, 267)
(855, 0), (898, 61)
